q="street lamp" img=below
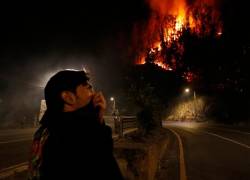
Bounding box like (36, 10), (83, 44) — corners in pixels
(185, 88), (190, 93)
(110, 97), (116, 114)
(110, 97), (122, 136)
(184, 88), (197, 119)
(184, 88), (196, 100)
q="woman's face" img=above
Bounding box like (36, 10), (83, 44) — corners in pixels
(74, 83), (94, 109)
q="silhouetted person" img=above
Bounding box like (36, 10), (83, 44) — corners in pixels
(28, 70), (123, 179)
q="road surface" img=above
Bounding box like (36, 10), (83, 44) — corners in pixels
(157, 122), (250, 180)
(0, 128), (35, 170)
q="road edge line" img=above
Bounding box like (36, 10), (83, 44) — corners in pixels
(0, 162), (28, 179)
(204, 131), (250, 149)
(0, 138), (32, 144)
(167, 128), (187, 180)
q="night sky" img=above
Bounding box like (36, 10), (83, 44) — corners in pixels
(0, 1), (146, 88)
(0, 0), (249, 125)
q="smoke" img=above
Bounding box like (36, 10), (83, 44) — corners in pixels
(0, 46), (123, 128)
(146, 0), (187, 16)
(145, 0), (222, 17)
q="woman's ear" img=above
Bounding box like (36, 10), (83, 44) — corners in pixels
(61, 91), (76, 105)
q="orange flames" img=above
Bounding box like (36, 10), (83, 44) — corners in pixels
(134, 0), (222, 81)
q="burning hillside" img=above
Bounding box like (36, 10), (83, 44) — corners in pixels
(133, 0), (222, 82)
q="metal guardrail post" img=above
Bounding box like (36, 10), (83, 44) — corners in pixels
(114, 116), (119, 134)
(119, 116), (123, 138)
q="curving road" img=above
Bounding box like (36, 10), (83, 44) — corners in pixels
(1, 123), (250, 180)
(158, 122), (250, 180)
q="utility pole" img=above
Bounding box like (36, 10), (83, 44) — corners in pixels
(184, 88), (197, 120)
(110, 97), (122, 137)
(193, 91), (197, 120)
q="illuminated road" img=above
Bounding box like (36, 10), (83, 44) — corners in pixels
(0, 128), (35, 170)
(1, 124), (250, 179)
(158, 122), (250, 180)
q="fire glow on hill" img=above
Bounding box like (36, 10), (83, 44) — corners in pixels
(133, 0), (222, 82)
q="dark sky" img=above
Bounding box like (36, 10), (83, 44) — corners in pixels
(0, 1), (148, 93)
(0, 1), (147, 56)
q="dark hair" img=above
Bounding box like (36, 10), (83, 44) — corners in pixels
(44, 70), (89, 112)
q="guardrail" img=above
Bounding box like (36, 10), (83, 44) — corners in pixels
(104, 115), (137, 138)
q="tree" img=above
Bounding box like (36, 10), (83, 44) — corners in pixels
(124, 63), (183, 134)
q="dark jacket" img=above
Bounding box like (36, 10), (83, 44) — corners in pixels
(36, 104), (123, 179)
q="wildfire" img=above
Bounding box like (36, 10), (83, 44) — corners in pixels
(134, 0), (222, 82)
(182, 71), (197, 82)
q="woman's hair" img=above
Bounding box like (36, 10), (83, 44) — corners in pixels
(44, 70), (89, 112)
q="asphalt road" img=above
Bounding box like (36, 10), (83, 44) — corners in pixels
(159, 122), (250, 180)
(1, 123), (250, 180)
(0, 128), (35, 170)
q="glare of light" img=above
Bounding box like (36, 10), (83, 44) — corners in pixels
(185, 88), (190, 93)
(39, 71), (57, 88)
(217, 31), (222, 36)
(110, 97), (114, 101)
(65, 68), (78, 71)
(40, 68), (89, 88)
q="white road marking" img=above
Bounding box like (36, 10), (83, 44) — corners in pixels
(168, 128), (187, 180)
(204, 131), (250, 149)
(0, 162), (28, 179)
(208, 126), (250, 135)
(0, 138), (32, 144)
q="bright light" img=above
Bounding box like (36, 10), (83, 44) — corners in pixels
(185, 88), (190, 93)
(110, 97), (114, 101)
(217, 31), (222, 36)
